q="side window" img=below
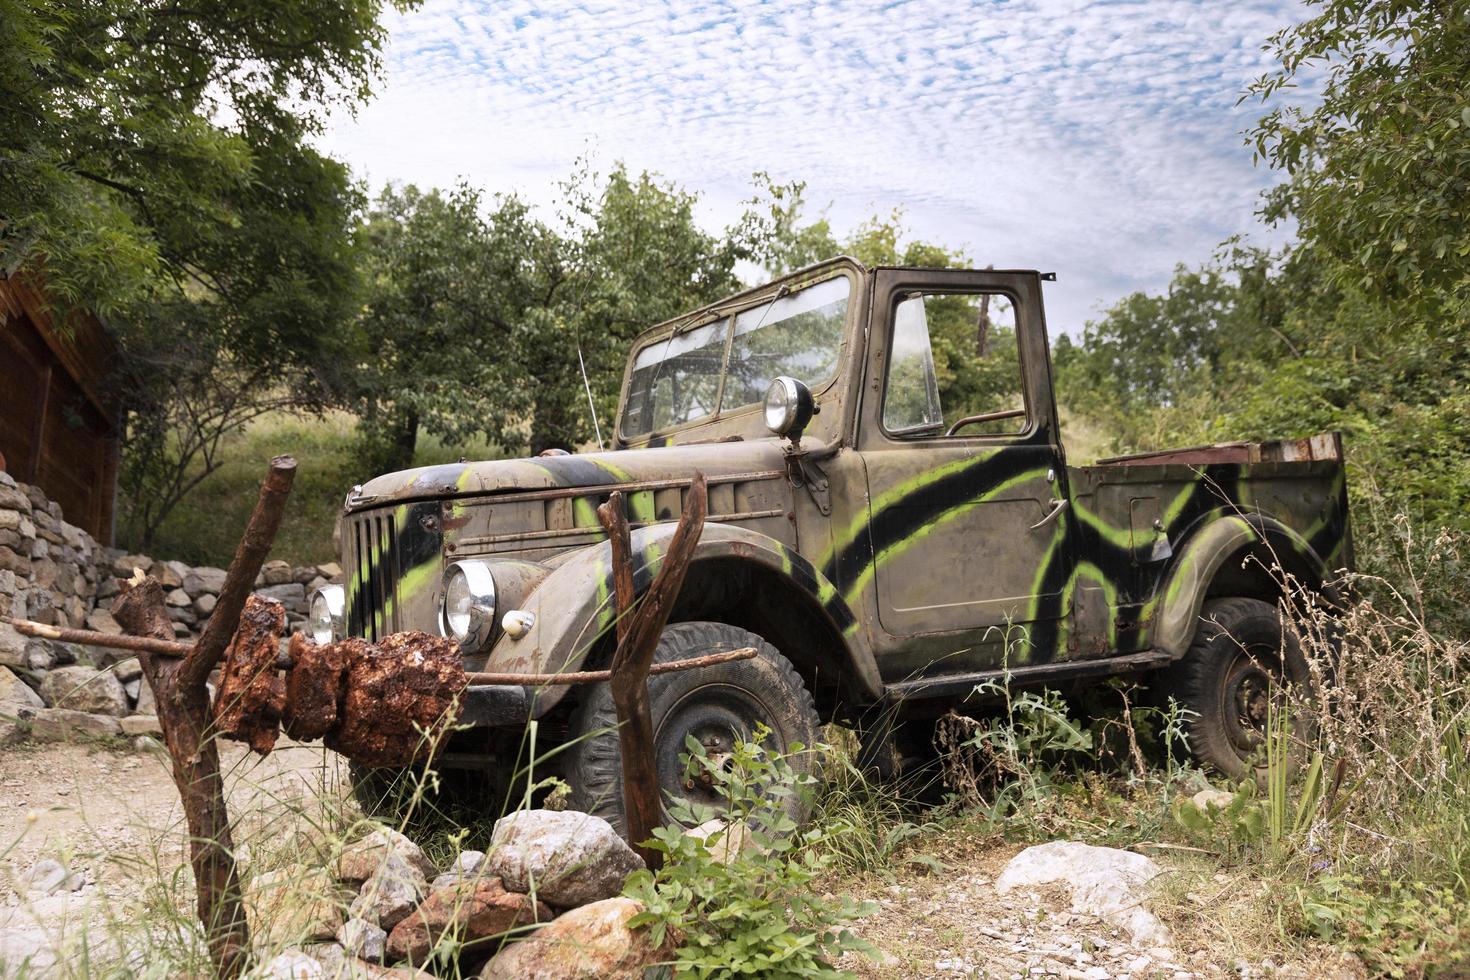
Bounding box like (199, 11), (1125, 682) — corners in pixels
(882, 291), (1026, 438)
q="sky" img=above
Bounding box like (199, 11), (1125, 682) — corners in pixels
(320, 0), (1309, 335)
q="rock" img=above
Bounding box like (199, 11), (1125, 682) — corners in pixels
(38, 665), (128, 716)
(245, 866), (346, 947)
(114, 658), (143, 683)
(260, 950), (325, 979)
(120, 714), (162, 736)
(304, 943), (434, 978)
(350, 858), (425, 932)
(430, 850), (489, 891)
(317, 562), (343, 581)
(338, 828), (436, 883)
(385, 877), (551, 965)
(257, 582), (308, 612)
(0, 665), (44, 710)
(996, 841), (1171, 946)
(0, 665), (44, 743)
(0, 485), (32, 514)
(183, 566), (228, 596)
(294, 565), (318, 585)
(479, 897), (676, 980)
(684, 817), (752, 864)
(133, 734), (163, 753)
(486, 810), (645, 908)
(134, 679), (156, 715)
(21, 859), (69, 895)
(193, 593), (218, 618)
(165, 587), (191, 607)
(151, 560), (185, 589)
(27, 707), (123, 740)
(339, 917), (387, 961)
(262, 559), (294, 586)
(85, 607), (123, 635)
(1191, 788), (1234, 811)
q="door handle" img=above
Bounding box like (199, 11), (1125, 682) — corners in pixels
(1029, 498), (1068, 531)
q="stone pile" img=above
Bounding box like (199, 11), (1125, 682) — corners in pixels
(0, 470), (340, 745)
(259, 811), (675, 980)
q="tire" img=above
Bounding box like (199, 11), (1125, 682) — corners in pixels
(562, 622), (821, 838)
(1157, 596), (1313, 781)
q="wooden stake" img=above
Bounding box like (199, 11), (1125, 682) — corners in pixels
(597, 472), (707, 868)
(112, 455), (296, 980)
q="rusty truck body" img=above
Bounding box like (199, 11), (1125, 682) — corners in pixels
(314, 257), (1351, 827)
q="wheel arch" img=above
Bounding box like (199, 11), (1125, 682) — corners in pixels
(486, 522), (881, 717)
(1153, 511), (1332, 657)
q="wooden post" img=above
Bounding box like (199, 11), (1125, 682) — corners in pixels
(111, 455), (296, 979)
(597, 472), (707, 869)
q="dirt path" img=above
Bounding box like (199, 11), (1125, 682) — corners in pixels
(0, 742), (1362, 978)
(0, 739), (346, 894)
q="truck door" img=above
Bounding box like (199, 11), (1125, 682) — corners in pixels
(856, 268), (1072, 668)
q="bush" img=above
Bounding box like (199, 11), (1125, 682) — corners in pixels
(623, 733), (877, 979)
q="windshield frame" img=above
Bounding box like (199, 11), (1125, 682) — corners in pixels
(616, 266), (858, 444)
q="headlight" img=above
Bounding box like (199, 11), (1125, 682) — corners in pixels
(440, 560), (496, 652)
(307, 585), (344, 644)
(763, 375), (815, 437)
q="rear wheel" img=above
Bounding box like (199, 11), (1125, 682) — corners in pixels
(1158, 596), (1313, 781)
(562, 621), (820, 838)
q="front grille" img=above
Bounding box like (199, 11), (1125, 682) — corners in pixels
(348, 511), (397, 640)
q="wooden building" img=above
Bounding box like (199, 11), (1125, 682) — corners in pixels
(0, 272), (121, 542)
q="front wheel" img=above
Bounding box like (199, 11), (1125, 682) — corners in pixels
(562, 622), (820, 838)
(1157, 596), (1313, 781)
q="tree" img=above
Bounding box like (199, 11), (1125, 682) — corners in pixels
(351, 185), (550, 475)
(0, 0), (411, 547)
(1246, 0), (1470, 314)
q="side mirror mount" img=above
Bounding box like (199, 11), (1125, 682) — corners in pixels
(763, 376), (816, 447)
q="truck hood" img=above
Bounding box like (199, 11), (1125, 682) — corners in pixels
(349, 439), (804, 512)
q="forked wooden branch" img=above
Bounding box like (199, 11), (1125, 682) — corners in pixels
(598, 471), (708, 868)
(111, 455), (296, 980)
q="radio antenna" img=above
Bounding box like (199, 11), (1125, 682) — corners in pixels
(578, 343), (604, 450)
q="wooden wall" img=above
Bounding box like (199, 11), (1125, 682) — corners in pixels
(0, 274), (120, 543)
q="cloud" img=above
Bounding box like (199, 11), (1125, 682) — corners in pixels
(320, 0), (1307, 333)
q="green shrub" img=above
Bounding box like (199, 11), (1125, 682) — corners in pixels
(623, 733), (877, 979)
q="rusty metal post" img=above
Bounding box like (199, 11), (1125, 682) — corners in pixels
(597, 472), (707, 868)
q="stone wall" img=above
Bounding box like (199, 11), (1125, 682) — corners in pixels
(0, 470), (340, 742)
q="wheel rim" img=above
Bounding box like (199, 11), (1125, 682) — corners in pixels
(653, 681), (781, 824)
(1218, 642), (1286, 755)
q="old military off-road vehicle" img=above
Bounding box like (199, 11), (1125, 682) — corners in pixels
(312, 257), (1351, 831)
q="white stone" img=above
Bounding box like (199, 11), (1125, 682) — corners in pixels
(337, 827), (435, 883)
(996, 841), (1171, 947)
(349, 857), (424, 931)
(21, 859), (68, 896)
(260, 950), (325, 979)
(337, 917), (386, 961)
(1191, 788), (1234, 811)
(487, 809), (645, 908)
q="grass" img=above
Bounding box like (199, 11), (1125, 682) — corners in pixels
(121, 411), (505, 567)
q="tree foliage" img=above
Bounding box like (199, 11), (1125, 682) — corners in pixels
(0, 0), (411, 546)
(1246, 0), (1470, 313)
(1056, 0), (1470, 536)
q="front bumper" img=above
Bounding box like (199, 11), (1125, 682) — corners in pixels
(458, 684), (532, 727)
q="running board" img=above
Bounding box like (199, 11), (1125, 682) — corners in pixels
(884, 649), (1175, 702)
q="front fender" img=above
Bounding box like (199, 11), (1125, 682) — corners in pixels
(1153, 511), (1330, 656)
(481, 522), (878, 713)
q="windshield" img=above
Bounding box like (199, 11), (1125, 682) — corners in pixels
(621, 276), (850, 437)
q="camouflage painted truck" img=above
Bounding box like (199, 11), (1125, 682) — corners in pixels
(309, 257), (1351, 830)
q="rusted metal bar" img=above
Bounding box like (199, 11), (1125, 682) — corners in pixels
(1, 615), (194, 656)
(6, 610), (757, 689)
(464, 646), (756, 687)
